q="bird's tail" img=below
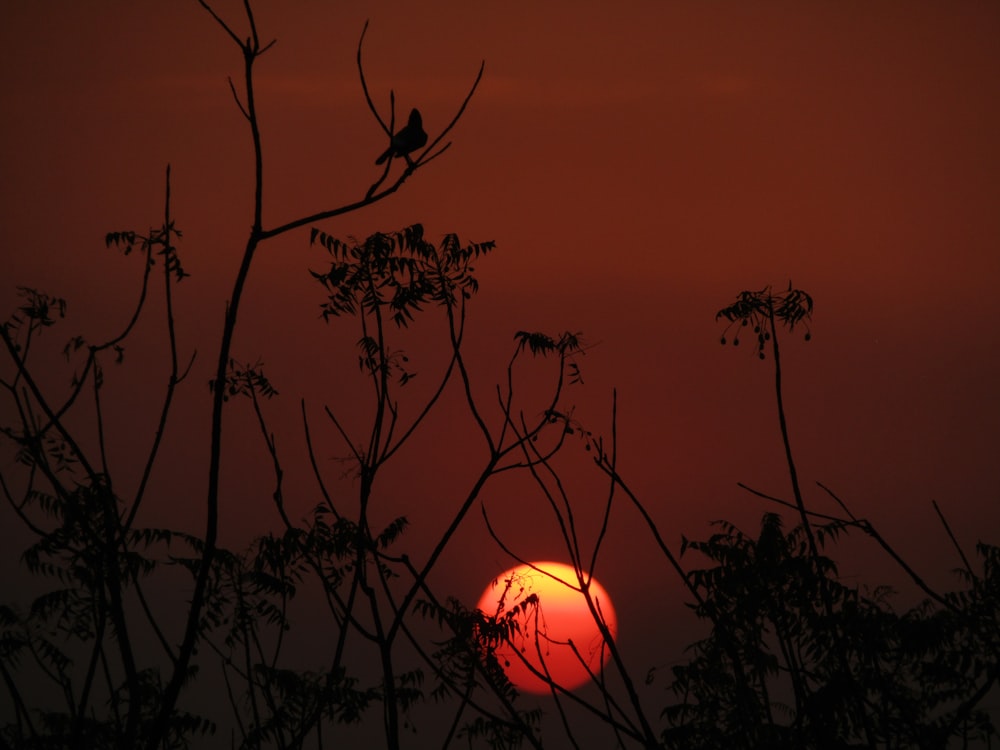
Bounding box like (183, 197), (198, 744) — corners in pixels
(375, 148), (391, 165)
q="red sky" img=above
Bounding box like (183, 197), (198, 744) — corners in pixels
(2, 0), (999, 724)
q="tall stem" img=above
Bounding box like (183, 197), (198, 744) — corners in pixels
(767, 302), (817, 559)
(148, 41), (266, 750)
(768, 301), (875, 747)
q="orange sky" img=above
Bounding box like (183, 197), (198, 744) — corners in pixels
(2, 0), (1000, 713)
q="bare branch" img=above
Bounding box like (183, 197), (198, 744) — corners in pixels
(356, 21), (388, 135)
(197, 0), (243, 47)
(227, 76), (250, 120)
(417, 59), (485, 164)
(301, 399), (340, 520)
(242, 0), (260, 49)
(815, 481), (957, 612)
(932, 498), (975, 577)
(737, 482), (850, 524)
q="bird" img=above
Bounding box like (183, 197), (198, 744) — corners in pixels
(375, 108), (428, 165)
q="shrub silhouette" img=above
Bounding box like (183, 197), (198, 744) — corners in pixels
(664, 512), (999, 748)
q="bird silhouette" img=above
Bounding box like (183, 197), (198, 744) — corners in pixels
(375, 108), (428, 165)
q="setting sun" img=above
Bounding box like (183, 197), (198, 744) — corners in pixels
(476, 561), (618, 695)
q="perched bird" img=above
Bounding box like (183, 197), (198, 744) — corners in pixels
(375, 108), (428, 165)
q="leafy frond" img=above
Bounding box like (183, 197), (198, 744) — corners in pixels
(717, 283), (813, 357)
(309, 225), (495, 325)
(209, 358), (279, 401)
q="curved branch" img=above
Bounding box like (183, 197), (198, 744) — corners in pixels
(356, 21), (388, 136)
(227, 77), (250, 120)
(417, 59), (485, 164)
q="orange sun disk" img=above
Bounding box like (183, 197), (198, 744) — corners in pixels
(476, 561), (618, 695)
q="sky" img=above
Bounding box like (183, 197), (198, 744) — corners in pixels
(2, 0), (1000, 740)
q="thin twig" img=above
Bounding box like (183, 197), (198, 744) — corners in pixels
(816, 481), (956, 612)
(932, 499), (974, 577)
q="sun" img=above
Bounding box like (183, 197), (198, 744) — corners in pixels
(476, 561), (618, 695)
